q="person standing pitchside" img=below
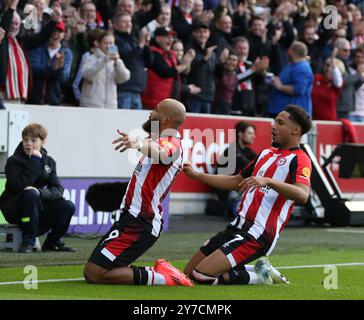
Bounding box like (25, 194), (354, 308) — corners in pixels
(83, 98), (193, 287)
(183, 105), (312, 285)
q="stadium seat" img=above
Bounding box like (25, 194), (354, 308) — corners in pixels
(0, 224), (41, 252)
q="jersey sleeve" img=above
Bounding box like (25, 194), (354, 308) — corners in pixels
(289, 152), (312, 187)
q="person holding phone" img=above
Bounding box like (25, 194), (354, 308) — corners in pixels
(80, 31), (130, 108)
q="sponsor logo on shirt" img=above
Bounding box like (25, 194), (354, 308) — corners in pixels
(134, 162), (142, 176)
(301, 167), (311, 178)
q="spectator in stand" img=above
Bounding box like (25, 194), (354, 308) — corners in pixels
(214, 51), (239, 115)
(211, 121), (257, 216)
(268, 41), (314, 117)
(231, 36), (269, 117)
(80, 1), (103, 30)
(72, 28), (104, 103)
(172, 0), (195, 46)
(27, 22), (73, 105)
(113, 13), (152, 109)
(187, 22), (218, 114)
(267, 1), (295, 75)
(335, 38), (364, 119)
(23, 0), (50, 35)
(142, 27), (195, 109)
(142, 3), (172, 37)
(65, 3), (102, 105)
(300, 24), (326, 74)
(110, 0), (161, 32)
(245, 15), (276, 116)
(246, 16), (272, 62)
(172, 38), (201, 111)
(209, 14), (233, 56)
(349, 46), (364, 122)
(0, 0), (62, 103)
(192, 0), (204, 19)
(79, 31), (130, 108)
(349, 3), (364, 49)
(322, 27), (353, 61)
(116, 0), (136, 16)
(231, 0), (249, 37)
(312, 56), (345, 121)
(192, 0), (214, 24)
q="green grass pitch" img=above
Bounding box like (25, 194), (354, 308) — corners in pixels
(0, 227), (364, 300)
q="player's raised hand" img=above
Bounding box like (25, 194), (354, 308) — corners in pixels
(112, 129), (138, 152)
(183, 161), (198, 179)
(239, 176), (270, 193)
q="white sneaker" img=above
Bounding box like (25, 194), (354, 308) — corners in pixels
(255, 258), (290, 284)
(254, 261), (273, 285)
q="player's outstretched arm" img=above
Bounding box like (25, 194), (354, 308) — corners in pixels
(112, 130), (169, 163)
(183, 162), (243, 191)
(239, 177), (309, 204)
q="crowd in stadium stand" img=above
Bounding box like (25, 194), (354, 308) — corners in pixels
(1, 0), (364, 122)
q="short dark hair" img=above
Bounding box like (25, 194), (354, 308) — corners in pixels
(250, 16), (265, 27)
(285, 105), (312, 135)
(86, 28), (104, 49)
(235, 121), (255, 140)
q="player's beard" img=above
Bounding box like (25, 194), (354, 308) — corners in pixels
(142, 118), (160, 135)
(272, 140), (280, 148)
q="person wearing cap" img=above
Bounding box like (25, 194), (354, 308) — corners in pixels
(142, 26), (195, 109)
(27, 21), (73, 105)
(0, 1), (63, 102)
(186, 22), (218, 114)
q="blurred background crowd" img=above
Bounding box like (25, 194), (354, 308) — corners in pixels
(1, 0), (364, 122)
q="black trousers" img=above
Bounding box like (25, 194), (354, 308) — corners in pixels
(17, 190), (75, 246)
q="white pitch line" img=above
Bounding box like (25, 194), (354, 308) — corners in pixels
(276, 262), (364, 270)
(0, 278), (84, 286)
(1, 262), (364, 286)
(326, 229), (364, 234)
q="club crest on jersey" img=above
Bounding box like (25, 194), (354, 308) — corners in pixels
(276, 157), (287, 166)
(44, 164), (51, 174)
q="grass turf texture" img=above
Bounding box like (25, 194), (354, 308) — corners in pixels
(0, 227), (364, 300)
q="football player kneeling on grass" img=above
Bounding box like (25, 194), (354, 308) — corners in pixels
(183, 105), (312, 285)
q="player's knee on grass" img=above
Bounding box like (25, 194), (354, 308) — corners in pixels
(83, 262), (106, 284)
(192, 269), (218, 285)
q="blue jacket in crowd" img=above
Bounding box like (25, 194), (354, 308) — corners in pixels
(28, 44), (73, 105)
(268, 60), (314, 116)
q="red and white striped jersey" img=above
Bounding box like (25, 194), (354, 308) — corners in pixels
(120, 135), (183, 237)
(231, 147), (312, 255)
